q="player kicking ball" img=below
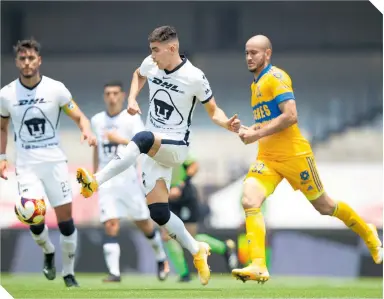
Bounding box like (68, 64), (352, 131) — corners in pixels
(231, 35), (383, 284)
(0, 39), (97, 287)
(91, 81), (169, 282)
(76, 25), (240, 286)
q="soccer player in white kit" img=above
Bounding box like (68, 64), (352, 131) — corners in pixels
(0, 39), (97, 287)
(76, 26), (240, 286)
(92, 80), (169, 282)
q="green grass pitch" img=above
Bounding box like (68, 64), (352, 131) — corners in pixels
(1, 273), (382, 299)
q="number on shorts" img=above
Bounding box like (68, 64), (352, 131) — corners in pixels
(251, 162), (265, 174)
(61, 181), (71, 197)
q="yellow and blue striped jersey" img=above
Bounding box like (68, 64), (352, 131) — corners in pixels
(251, 64), (312, 160)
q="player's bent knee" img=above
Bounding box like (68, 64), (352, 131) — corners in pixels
(132, 131), (155, 154)
(148, 203), (170, 226)
(58, 218), (76, 236)
(30, 223), (45, 235)
(242, 178), (266, 209)
(104, 220), (120, 236)
(311, 193), (335, 216)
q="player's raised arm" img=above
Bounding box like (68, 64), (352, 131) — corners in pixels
(194, 73), (240, 133)
(127, 56), (153, 115)
(59, 86), (96, 146)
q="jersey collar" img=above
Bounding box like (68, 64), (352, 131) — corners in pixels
(164, 55), (187, 75)
(106, 109), (124, 119)
(18, 75), (43, 90)
(254, 64), (272, 83)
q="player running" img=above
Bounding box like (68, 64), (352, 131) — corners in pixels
(231, 35), (383, 284)
(0, 38), (97, 287)
(163, 149), (238, 282)
(76, 25), (240, 286)
(91, 80), (169, 282)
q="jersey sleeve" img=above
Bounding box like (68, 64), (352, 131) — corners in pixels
(194, 71), (213, 104)
(0, 91), (10, 118)
(139, 55), (155, 77)
(57, 83), (73, 107)
(269, 71), (295, 104)
(90, 115), (97, 133)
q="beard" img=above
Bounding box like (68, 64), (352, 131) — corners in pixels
(248, 58), (266, 73)
(20, 69), (38, 79)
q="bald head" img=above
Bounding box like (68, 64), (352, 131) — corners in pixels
(245, 35), (272, 74)
(246, 35), (272, 51)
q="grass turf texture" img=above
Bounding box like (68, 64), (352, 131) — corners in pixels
(1, 273), (382, 299)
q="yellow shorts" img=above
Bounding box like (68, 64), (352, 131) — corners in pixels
(245, 155), (324, 200)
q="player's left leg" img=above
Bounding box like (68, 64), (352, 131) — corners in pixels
(286, 156), (383, 264)
(42, 162), (79, 287)
(183, 182), (238, 271)
(311, 193), (382, 264)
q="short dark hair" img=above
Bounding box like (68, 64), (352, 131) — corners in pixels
(13, 38), (41, 55)
(104, 80), (124, 91)
(148, 26), (178, 43)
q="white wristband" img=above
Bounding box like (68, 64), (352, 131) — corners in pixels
(0, 154), (7, 161)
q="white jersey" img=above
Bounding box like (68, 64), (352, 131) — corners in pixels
(0, 76), (72, 167)
(91, 110), (145, 178)
(139, 55), (213, 143)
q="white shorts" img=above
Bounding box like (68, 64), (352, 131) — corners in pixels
(15, 161), (72, 208)
(98, 175), (149, 223)
(141, 140), (188, 195)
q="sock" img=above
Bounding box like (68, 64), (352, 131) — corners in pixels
(60, 229), (77, 276)
(245, 208), (266, 265)
(195, 234), (227, 255)
(165, 239), (189, 277)
(163, 212), (199, 255)
(30, 225), (55, 254)
(95, 142), (140, 186)
(146, 229), (167, 262)
(103, 242), (121, 276)
(332, 201), (370, 241)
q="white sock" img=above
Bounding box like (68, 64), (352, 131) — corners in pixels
(95, 142), (141, 186)
(103, 243), (121, 276)
(60, 229), (77, 276)
(163, 212), (199, 255)
(30, 225), (55, 254)
(147, 229), (167, 262)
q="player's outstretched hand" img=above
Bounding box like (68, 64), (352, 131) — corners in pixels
(0, 160), (8, 180)
(227, 114), (241, 133)
(81, 131), (97, 147)
(238, 126), (261, 145)
(127, 99), (142, 115)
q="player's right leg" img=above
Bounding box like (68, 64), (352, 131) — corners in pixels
(16, 166), (56, 281)
(232, 160), (282, 283)
(77, 131), (159, 198)
(42, 162), (79, 287)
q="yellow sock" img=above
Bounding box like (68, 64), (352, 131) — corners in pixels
(332, 201), (370, 241)
(245, 208), (266, 265)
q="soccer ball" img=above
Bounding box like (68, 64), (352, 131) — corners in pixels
(14, 197), (46, 225)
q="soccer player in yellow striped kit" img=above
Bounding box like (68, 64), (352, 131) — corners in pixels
(232, 35), (383, 283)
